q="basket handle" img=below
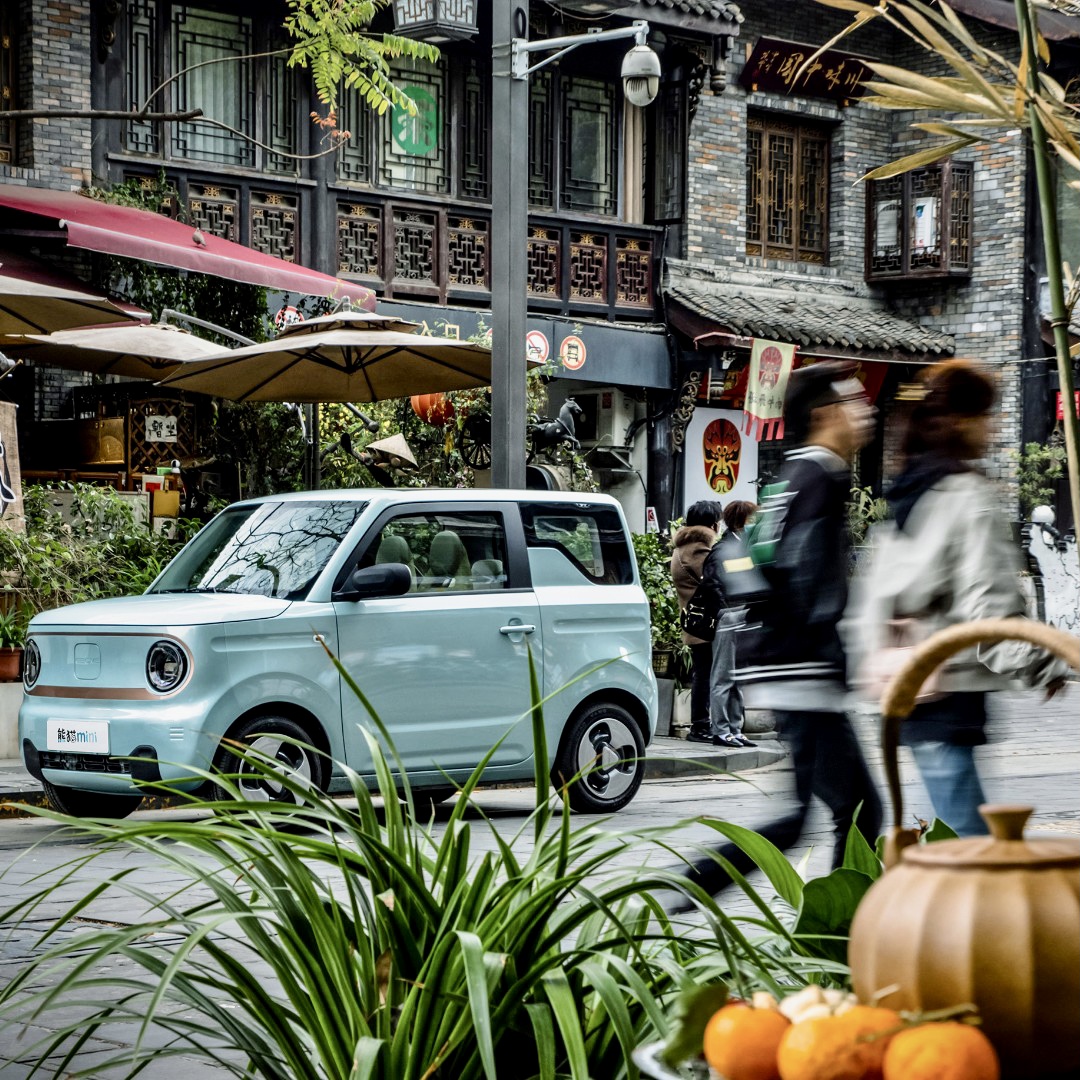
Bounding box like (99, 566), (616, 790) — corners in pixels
(879, 617), (1079, 866)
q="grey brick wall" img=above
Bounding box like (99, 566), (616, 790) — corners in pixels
(1, 0), (94, 190)
(683, 8), (1031, 497)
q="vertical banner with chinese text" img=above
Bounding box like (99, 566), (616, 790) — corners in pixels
(744, 339), (797, 440)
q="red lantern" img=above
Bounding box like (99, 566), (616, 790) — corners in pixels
(410, 393), (455, 427)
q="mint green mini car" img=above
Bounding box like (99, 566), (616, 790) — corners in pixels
(20, 490), (657, 819)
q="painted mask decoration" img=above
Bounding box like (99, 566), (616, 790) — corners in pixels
(702, 418), (742, 495)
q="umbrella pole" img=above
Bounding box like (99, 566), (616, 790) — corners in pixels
(312, 403), (321, 491)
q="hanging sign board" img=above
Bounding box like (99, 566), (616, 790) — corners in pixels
(739, 37), (875, 103)
(684, 407), (759, 510)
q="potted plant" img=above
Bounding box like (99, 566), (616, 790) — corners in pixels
(631, 532), (687, 675)
(0, 604), (25, 682)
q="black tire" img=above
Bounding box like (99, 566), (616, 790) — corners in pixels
(552, 703), (645, 813)
(210, 715), (326, 806)
(42, 780), (142, 820)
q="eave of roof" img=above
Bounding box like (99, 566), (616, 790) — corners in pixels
(667, 276), (955, 358)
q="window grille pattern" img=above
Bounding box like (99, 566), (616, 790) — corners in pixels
(379, 61), (449, 194)
(569, 232), (607, 302)
(866, 161), (972, 280)
(447, 217), (488, 288)
(527, 227), (560, 297)
(528, 72), (555, 208)
(393, 209), (437, 284)
(126, 0), (159, 155)
(171, 8), (254, 167)
(0, 7), (15, 164)
(250, 191), (299, 262)
(561, 79), (616, 216)
(745, 115), (829, 264)
(338, 87), (374, 183)
(188, 183), (239, 241)
(616, 236), (652, 307)
(460, 60), (490, 200)
(337, 203), (382, 277)
(267, 52), (299, 176)
(651, 80), (686, 223)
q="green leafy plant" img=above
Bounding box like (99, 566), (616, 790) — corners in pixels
(1013, 440), (1067, 518)
(0, 484), (199, 623)
(0, 604), (26, 650)
(847, 485), (888, 550)
(631, 531), (686, 658)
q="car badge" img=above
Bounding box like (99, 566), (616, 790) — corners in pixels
(74, 642), (101, 681)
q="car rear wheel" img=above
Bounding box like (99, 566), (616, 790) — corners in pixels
(42, 780), (143, 820)
(210, 715), (326, 806)
(553, 703), (645, 814)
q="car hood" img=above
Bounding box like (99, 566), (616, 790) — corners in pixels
(30, 593), (292, 629)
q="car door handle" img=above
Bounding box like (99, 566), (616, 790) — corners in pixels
(499, 623), (536, 635)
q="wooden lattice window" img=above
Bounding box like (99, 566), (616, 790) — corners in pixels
(865, 160), (973, 281)
(746, 114), (830, 265)
(128, 399), (198, 476)
(0, 4), (17, 164)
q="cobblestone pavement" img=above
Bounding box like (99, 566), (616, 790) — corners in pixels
(0, 691), (1075, 1077)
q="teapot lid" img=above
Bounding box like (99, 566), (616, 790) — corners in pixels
(901, 805), (1080, 870)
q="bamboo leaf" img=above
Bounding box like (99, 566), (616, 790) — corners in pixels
(860, 138), (977, 180)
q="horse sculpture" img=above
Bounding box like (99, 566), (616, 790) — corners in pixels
(530, 397), (584, 455)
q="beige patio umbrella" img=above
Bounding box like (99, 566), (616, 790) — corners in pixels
(0, 272), (137, 335)
(158, 315), (506, 403)
(1, 322), (227, 380)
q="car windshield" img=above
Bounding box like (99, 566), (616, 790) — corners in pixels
(149, 501), (365, 600)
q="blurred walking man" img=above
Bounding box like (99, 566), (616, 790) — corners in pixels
(676, 362), (883, 901)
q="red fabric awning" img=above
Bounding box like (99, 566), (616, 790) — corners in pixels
(0, 184), (375, 309)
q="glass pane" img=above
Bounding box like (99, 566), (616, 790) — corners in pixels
(870, 176), (904, 274)
(460, 57), (490, 200)
(910, 167), (942, 268)
(561, 77), (616, 216)
(521, 503), (633, 585)
(152, 501), (364, 600)
(379, 58), (449, 194)
(528, 71), (554, 208)
(766, 131), (794, 249)
(266, 51), (299, 175)
(171, 7), (254, 167)
(338, 84), (374, 183)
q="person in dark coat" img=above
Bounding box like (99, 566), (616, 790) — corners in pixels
(674, 363), (883, 903)
(701, 499), (758, 747)
(669, 500), (723, 742)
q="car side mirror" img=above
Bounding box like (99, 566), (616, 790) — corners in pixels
(334, 563), (412, 602)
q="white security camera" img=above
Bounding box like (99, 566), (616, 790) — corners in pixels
(621, 43), (661, 107)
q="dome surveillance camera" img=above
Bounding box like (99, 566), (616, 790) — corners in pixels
(621, 43), (661, 107)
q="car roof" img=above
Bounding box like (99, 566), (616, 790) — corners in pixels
(228, 488), (623, 510)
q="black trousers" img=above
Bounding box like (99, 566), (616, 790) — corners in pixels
(686, 709), (883, 895)
(688, 641), (713, 727)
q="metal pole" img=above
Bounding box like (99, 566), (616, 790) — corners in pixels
(491, 1), (529, 489)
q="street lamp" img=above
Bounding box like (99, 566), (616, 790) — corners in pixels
(490, 8), (659, 488)
(390, 0), (478, 43)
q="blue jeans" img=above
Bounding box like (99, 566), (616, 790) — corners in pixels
(909, 741), (988, 837)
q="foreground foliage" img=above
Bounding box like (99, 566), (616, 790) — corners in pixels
(0, 655), (931, 1078)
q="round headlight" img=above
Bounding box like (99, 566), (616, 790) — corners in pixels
(146, 640), (187, 693)
(23, 638), (41, 689)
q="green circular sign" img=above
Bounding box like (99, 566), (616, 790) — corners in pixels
(392, 86), (439, 157)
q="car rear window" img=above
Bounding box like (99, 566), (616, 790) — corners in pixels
(519, 503), (633, 585)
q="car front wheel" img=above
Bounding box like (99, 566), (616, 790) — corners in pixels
(42, 780), (143, 820)
(553, 703), (645, 813)
(210, 715), (326, 806)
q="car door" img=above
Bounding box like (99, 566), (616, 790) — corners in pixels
(332, 504), (542, 777)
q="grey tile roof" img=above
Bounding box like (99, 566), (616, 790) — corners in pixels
(632, 0), (743, 23)
(668, 279), (955, 356)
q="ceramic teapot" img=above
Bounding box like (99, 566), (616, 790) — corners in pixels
(848, 618), (1080, 1080)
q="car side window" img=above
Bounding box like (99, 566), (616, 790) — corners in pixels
(520, 503), (633, 585)
(360, 512), (509, 593)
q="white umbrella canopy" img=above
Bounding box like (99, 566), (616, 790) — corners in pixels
(277, 309), (420, 336)
(1, 322), (227, 380)
(158, 326), (506, 403)
(0, 273), (138, 335)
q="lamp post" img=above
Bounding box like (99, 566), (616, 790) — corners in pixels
(490, 6), (659, 488)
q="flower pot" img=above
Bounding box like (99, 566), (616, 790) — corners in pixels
(652, 649), (674, 678)
(0, 647), (22, 682)
(849, 617), (1080, 1079)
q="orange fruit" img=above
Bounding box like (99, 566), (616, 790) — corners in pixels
(703, 1001), (790, 1080)
(777, 1005), (901, 1080)
(883, 1021), (1000, 1080)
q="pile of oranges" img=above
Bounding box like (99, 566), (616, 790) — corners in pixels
(702, 988), (1000, 1080)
